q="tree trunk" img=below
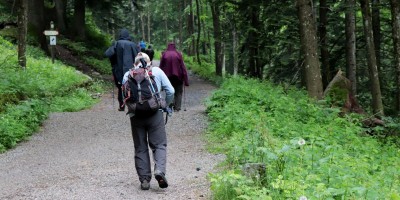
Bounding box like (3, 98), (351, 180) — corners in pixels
(28, 0), (48, 53)
(359, 0), (384, 115)
(372, 0), (381, 70)
(17, 0), (28, 69)
(188, 0), (195, 56)
(345, 0), (357, 95)
(164, 0), (168, 44)
(54, 0), (67, 33)
(319, 0), (331, 88)
(179, 0), (184, 48)
(296, 0), (324, 100)
(140, 14), (145, 41)
(390, 0), (400, 114)
(73, 0), (86, 40)
(233, 25), (238, 76)
(147, 11), (151, 44)
(130, 0), (136, 39)
(248, 6), (262, 78)
(210, 1), (223, 76)
(195, 0), (201, 65)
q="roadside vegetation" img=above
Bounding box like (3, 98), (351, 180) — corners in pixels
(0, 36), (103, 153)
(191, 61), (400, 199)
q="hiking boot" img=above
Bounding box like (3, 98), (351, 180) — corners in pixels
(118, 106), (125, 111)
(154, 170), (168, 188)
(141, 180), (150, 190)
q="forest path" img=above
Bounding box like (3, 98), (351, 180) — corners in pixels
(0, 61), (224, 200)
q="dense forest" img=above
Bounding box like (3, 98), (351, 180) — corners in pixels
(1, 0), (400, 117)
(1, 0), (400, 199)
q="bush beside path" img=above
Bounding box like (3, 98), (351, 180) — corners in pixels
(0, 65), (224, 200)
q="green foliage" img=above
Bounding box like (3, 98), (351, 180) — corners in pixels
(184, 54), (222, 85)
(0, 36), (100, 153)
(206, 77), (400, 199)
(0, 99), (48, 152)
(50, 88), (98, 112)
(83, 56), (112, 75)
(85, 11), (112, 51)
(58, 38), (88, 55)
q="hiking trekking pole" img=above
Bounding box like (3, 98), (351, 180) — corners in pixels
(112, 82), (115, 109)
(183, 85), (187, 111)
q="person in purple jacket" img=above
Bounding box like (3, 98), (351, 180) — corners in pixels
(159, 43), (189, 111)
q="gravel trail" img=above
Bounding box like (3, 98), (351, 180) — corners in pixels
(0, 63), (224, 200)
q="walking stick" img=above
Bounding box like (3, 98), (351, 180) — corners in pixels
(183, 85), (187, 111)
(112, 81), (115, 110)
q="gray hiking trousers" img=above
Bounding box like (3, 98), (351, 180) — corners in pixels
(171, 79), (183, 111)
(129, 110), (167, 182)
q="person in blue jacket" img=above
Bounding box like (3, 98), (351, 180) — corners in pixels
(139, 40), (146, 52)
(105, 29), (138, 111)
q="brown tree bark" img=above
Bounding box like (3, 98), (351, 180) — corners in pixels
(179, 0), (184, 48)
(147, 11), (151, 44)
(73, 0), (86, 40)
(164, 0), (168, 44)
(17, 0), (28, 69)
(28, 0), (48, 53)
(345, 0), (357, 95)
(248, 6), (262, 79)
(296, 0), (324, 99)
(188, 0), (195, 56)
(359, 0), (384, 116)
(54, 0), (67, 33)
(140, 14), (145, 41)
(195, 0), (201, 65)
(372, 0), (381, 70)
(210, 1), (223, 76)
(390, 0), (400, 114)
(319, 0), (331, 88)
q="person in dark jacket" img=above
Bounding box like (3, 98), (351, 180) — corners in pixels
(159, 42), (189, 111)
(105, 29), (138, 111)
(144, 45), (155, 61)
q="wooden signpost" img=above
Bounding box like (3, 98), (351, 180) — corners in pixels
(43, 21), (58, 63)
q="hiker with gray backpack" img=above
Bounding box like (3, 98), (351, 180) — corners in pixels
(122, 52), (174, 190)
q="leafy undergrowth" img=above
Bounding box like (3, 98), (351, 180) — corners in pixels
(206, 77), (400, 199)
(0, 36), (102, 153)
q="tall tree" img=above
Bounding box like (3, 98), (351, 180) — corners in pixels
(147, 9), (151, 43)
(247, 4), (262, 78)
(17, 0), (28, 68)
(372, 0), (381, 70)
(345, 0), (357, 95)
(28, 0), (48, 53)
(54, 0), (67, 33)
(140, 13), (145, 40)
(210, 0), (223, 76)
(359, 0), (384, 115)
(187, 0), (195, 55)
(72, 0), (86, 40)
(319, 0), (331, 88)
(390, 0), (400, 114)
(296, 0), (323, 99)
(195, 0), (201, 65)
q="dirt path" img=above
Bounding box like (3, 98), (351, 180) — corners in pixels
(0, 63), (224, 200)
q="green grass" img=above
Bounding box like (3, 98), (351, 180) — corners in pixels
(206, 76), (400, 199)
(0, 36), (102, 153)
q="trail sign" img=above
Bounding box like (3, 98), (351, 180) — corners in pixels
(43, 30), (59, 36)
(50, 36), (56, 45)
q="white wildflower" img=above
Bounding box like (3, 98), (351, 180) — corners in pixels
(299, 196), (308, 200)
(298, 138), (306, 146)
